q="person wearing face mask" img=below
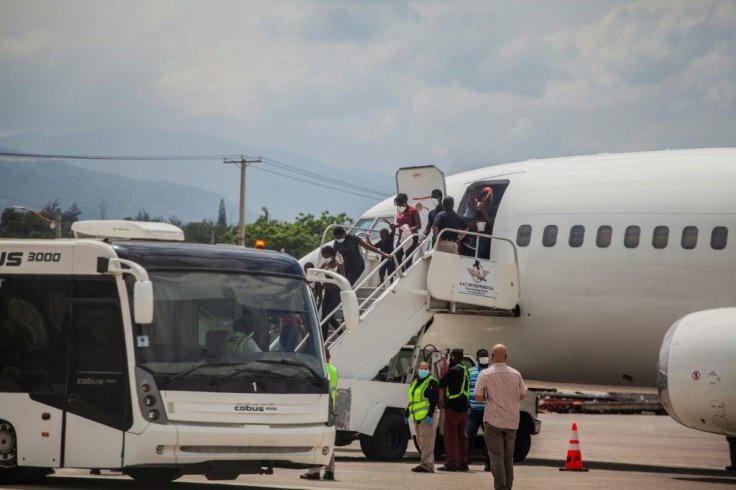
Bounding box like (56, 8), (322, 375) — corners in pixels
(423, 189), (444, 244)
(382, 193), (421, 270)
(438, 348), (471, 472)
(318, 246), (345, 341)
(332, 226), (390, 286)
(466, 348), (492, 471)
(405, 361), (439, 473)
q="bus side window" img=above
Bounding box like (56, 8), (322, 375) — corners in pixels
(0, 279), (70, 398)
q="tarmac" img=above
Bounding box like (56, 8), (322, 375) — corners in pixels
(7, 413), (736, 489)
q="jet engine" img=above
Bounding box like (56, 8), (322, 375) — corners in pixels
(657, 308), (736, 436)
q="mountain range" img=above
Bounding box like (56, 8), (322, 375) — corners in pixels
(0, 127), (394, 223)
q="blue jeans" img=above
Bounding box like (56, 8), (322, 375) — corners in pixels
(466, 410), (490, 466)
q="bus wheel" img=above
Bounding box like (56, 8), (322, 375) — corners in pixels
(0, 422), (18, 469)
(359, 412), (408, 461)
(0, 422), (50, 484)
(126, 468), (182, 485)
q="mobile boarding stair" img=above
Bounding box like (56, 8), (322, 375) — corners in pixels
(305, 226), (521, 460)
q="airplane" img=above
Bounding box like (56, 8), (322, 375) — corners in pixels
(303, 148), (736, 468)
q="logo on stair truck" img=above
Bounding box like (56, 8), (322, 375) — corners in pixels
(458, 257), (496, 299)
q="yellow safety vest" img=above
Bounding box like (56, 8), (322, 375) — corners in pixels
(445, 365), (470, 400)
(407, 376), (435, 421)
(326, 362), (338, 408)
(224, 331), (254, 354)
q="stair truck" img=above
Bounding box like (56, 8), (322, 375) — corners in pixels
(301, 165), (541, 462)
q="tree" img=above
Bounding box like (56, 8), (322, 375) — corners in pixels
(61, 202), (82, 237)
(234, 208), (353, 258)
(217, 199), (227, 227)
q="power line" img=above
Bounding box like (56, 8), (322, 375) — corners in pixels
(0, 150), (240, 161)
(0, 149), (393, 200)
(249, 165), (382, 201)
(259, 157), (390, 198)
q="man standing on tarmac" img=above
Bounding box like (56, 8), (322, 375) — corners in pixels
(474, 344), (526, 490)
(467, 348), (492, 471)
(406, 361), (439, 473)
(301, 348), (339, 481)
(438, 348), (470, 472)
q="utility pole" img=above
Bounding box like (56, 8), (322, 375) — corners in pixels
(223, 156), (262, 246)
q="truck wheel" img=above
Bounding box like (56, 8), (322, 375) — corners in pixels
(126, 468), (182, 485)
(513, 421), (531, 462)
(359, 412), (408, 461)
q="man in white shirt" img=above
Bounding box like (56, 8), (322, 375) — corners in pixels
(474, 344), (526, 490)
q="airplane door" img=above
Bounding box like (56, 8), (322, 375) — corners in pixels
(395, 165), (446, 234)
(63, 299), (131, 468)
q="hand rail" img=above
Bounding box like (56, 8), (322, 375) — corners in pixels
(323, 232), (426, 345)
(434, 228), (520, 267)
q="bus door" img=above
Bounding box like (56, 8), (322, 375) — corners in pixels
(63, 298), (132, 468)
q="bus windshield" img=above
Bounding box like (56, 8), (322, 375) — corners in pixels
(132, 271), (325, 393)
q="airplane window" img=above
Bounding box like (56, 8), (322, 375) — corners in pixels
(652, 226), (669, 249)
(711, 226), (728, 250)
(569, 225), (585, 248)
(681, 226), (698, 250)
(542, 225), (558, 247)
(516, 225), (532, 247)
(596, 226), (612, 248)
(624, 226), (640, 248)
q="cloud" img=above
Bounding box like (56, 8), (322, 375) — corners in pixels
(0, 0), (734, 176)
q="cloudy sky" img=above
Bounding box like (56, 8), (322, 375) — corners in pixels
(1, 0), (734, 175)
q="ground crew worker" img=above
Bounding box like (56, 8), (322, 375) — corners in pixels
(302, 348), (338, 480)
(223, 318), (261, 354)
(438, 348), (470, 471)
(467, 348), (492, 471)
(405, 361), (439, 473)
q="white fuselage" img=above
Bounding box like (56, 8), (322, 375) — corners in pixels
(353, 149), (736, 388)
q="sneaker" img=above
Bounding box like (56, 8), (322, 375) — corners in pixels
(323, 471), (335, 480)
(437, 465), (458, 472)
(411, 466), (430, 473)
(457, 464), (469, 472)
(300, 472), (320, 480)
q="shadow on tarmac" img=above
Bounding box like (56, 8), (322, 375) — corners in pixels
(15, 475), (286, 490)
(522, 457), (736, 479)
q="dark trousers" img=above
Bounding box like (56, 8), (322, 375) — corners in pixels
(443, 408), (468, 468)
(483, 422), (516, 490)
(466, 409), (490, 466)
(321, 288), (340, 340)
(395, 237), (418, 271)
(344, 263), (365, 286)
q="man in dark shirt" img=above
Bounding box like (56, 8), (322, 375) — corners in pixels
(333, 226), (389, 286)
(423, 188), (444, 243)
(438, 348), (470, 472)
(432, 196), (468, 254)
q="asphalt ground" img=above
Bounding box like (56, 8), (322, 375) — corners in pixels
(5, 413), (735, 490)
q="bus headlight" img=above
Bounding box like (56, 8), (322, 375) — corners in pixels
(144, 395), (157, 407)
(147, 409), (161, 421)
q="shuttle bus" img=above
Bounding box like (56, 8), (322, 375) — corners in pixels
(0, 221), (333, 484)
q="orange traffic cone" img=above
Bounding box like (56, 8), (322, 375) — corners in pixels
(559, 422), (589, 472)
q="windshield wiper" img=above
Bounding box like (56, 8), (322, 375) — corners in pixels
(215, 364), (289, 389)
(255, 359), (329, 387)
(163, 362), (232, 387)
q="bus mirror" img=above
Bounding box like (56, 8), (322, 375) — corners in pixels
(339, 290), (359, 332)
(134, 280), (154, 324)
